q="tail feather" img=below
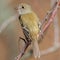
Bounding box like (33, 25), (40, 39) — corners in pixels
(32, 40), (40, 58)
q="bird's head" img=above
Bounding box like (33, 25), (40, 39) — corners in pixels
(18, 3), (32, 15)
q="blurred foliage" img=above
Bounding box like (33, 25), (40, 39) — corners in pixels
(0, 0), (15, 25)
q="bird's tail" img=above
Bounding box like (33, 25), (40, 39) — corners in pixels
(32, 40), (40, 58)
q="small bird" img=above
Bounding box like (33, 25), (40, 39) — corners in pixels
(17, 3), (41, 60)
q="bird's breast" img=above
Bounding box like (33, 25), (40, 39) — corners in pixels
(21, 12), (40, 40)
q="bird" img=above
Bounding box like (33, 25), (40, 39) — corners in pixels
(16, 3), (41, 60)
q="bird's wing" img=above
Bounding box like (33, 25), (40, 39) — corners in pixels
(16, 15), (32, 60)
(19, 15), (32, 43)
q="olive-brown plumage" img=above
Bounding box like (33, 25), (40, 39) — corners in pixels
(18, 3), (41, 59)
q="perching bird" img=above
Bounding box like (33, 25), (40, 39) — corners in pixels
(17, 3), (41, 60)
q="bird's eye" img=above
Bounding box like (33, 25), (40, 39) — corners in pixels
(22, 6), (24, 9)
